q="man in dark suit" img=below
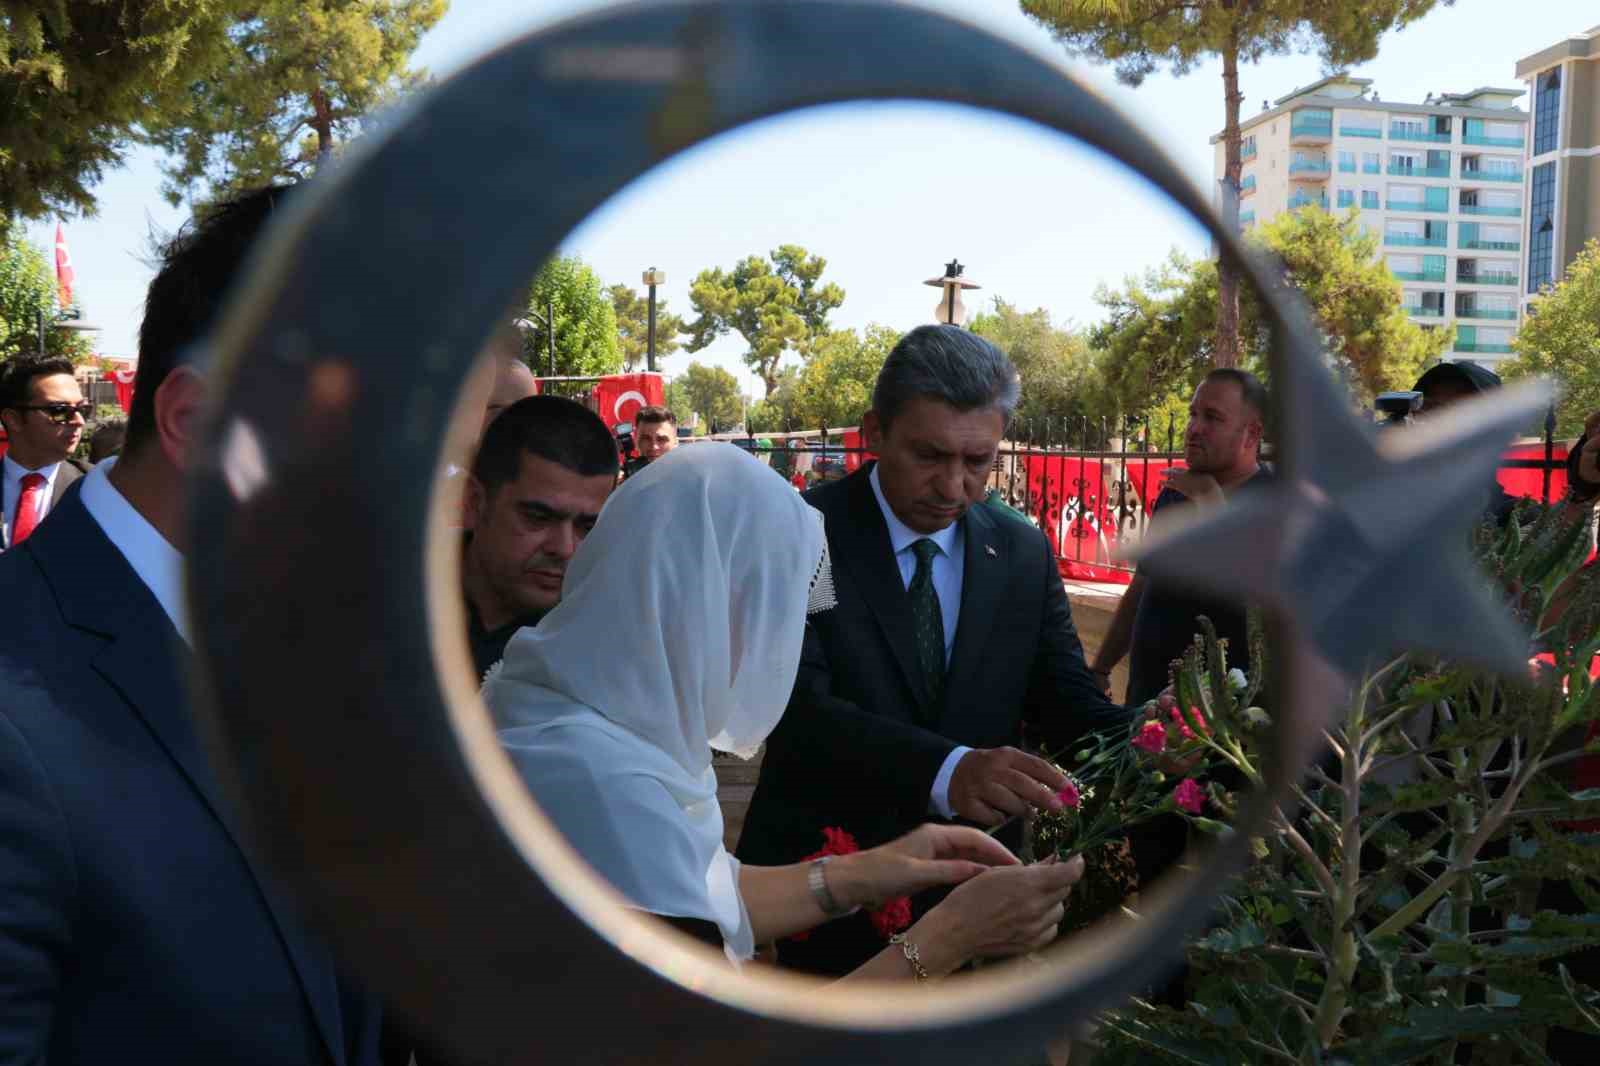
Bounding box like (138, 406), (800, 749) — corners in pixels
(737, 324), (1130, 976)
(0, 186), (383, 1065)
(0, 355), (90, 550)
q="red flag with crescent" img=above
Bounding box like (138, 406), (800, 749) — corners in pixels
(591, 372), (665, 428)
(54, 223), (75, 309)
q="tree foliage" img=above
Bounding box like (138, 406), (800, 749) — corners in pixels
(1021, 0), (1451, 368)
(675, 361), (743, 432)
(139, 0), (445, 207)
(608, 282), (686, 371)
(1091, 210), (1446, 420)
(520, 255), (622, 378)
(970, 299), (1105, 441)
(0, 0), (240, 224)
(0, 232), (93, 365)
(1254, 206), (1446, 399)
(1504, 239), (1600, 438)
(787, 324), (896, 430)
(686, 244), (844, 398)
(746, 366), (802, 434)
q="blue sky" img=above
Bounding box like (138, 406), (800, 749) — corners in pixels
(22, 0), (1599, 396)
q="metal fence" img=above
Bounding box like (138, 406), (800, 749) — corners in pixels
(715, 409), (1574, 583)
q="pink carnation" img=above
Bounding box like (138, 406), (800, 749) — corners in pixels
(1173, 778), (1206, 815)
(1056, 779), (1082, 809)
(1132, 720), (1168, 754)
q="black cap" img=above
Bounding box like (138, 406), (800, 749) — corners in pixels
(1413, 360), (1503, 395)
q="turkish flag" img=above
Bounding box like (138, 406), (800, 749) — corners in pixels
(112, 369), (137, 413)
(592, 372), (665, 428)
(55, 223), (75, 309)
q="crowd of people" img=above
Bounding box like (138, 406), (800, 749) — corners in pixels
(2, 180), (1599, 1065)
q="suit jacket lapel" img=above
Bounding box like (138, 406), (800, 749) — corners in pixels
(836, 467), (932, 709)
(942, 503), (1003, 729)
(51, 462), (82, 507)
(34, 500), (347, 1066)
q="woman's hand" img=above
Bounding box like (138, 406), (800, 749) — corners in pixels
(919, 854), (1086, 965)
(833, 825), (1018, 909)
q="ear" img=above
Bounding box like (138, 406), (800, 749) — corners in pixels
(862, 409), (884, 452)
(0, 408), (17, 438)
(152, 366), (208, 472)
(462, 475), (487, 532)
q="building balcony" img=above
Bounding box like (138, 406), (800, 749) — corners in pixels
(1462, 134), (1525, 148)
(1239, 179), (1257, 198)
(1456, 307), (1518, 320)
(1291, 118), (1333, 142)
(1458, 270), (1519, 286)
(1363, 162), (1382, 174)
(1289, 159), (1331, 178)
(1387, 200), (1448, 213)
(1390, 127), (1452, 143)
(1288, 191), (1329, 210)
(1241, 143), (1258, 161)
(1455, 342), (1514, 354)
(1459, 238), (1519, 251)
(1238, 210), (1256, 226)
(1340, 125), (1384, 139)
(1460, 168), (1523, 183)
(1385, 233), (1447, 248)
(1388, 164), (1451, 178)
(1459, 204), (1521, 217)
(1393, 269), (1447, 282)
(1405, 306), (1445, 318)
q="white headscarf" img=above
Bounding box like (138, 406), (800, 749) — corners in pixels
(484, 443), (829, 961)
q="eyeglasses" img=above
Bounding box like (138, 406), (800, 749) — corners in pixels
(13, 402), (94, 425)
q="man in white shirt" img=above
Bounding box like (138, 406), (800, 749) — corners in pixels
(0, 355), (89, 549)
(0, 185), (383, 1065)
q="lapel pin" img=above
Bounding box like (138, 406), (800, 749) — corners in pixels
(984, 544), (997, 558)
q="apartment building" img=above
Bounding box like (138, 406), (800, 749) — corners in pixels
(1212, 75), (1528, 365)
(1516, 25), (1600, 311)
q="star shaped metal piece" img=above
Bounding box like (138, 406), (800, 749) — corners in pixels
(1128, 348), (1552, 680)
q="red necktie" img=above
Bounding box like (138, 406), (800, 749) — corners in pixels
(11, 472), (47, 545)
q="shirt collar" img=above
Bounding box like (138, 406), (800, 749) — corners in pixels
(4, 454), (62, 489)
(78, 457), (190, 645)
(868, 464), (961, 560)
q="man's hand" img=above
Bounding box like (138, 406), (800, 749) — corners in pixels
(1089, 666), (1114, 697)
(1160, 467), (1224, 508)
(948, 747), (1069, 825)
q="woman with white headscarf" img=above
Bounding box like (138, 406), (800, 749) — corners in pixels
(486, 443), (1082, 979)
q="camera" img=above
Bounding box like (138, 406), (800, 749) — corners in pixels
(1374, 391), (1423, 427)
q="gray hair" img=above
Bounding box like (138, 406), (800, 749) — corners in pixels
(871, 324), (1021, 428)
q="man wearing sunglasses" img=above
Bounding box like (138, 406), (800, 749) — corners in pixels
(0, 355), (90, 550)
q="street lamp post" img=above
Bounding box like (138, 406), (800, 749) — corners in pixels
(513, 296), (558, 375)
(36, 304), (99, 355)
(642, 267), (667, 372)
(923, 259), (981, 327)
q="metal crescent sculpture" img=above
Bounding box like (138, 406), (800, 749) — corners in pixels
(187, 1), (1543, 1062)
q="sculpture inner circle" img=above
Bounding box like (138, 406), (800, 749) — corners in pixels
(187, 2), (1332, 1062)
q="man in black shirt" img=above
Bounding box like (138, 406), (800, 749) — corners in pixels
(461, 395), (618, 677)
(1091, 368), (1270, 705)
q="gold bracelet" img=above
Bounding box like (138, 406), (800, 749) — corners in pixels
(889, 932), (930, 981)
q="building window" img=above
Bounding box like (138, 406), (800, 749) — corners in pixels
(1361, 189), (1379, 210)
(1527, 161), (1556, 292)
(1534, 68), (1561, 155)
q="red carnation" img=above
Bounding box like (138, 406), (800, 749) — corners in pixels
(1056, 778), (1082, 810)
(1132, 719), (1167, 754)
(869, 896), (913, 938)
(803, 826), (860, 862)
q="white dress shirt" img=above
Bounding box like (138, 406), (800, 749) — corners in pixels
(79, 458), (190, 645)
(866, 465), (971, 818)
(3, 455), (63, 546)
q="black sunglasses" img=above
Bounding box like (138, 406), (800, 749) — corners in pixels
(14, 402), (94, 425)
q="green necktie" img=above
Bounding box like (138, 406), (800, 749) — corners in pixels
(908, 538), (946, 716)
